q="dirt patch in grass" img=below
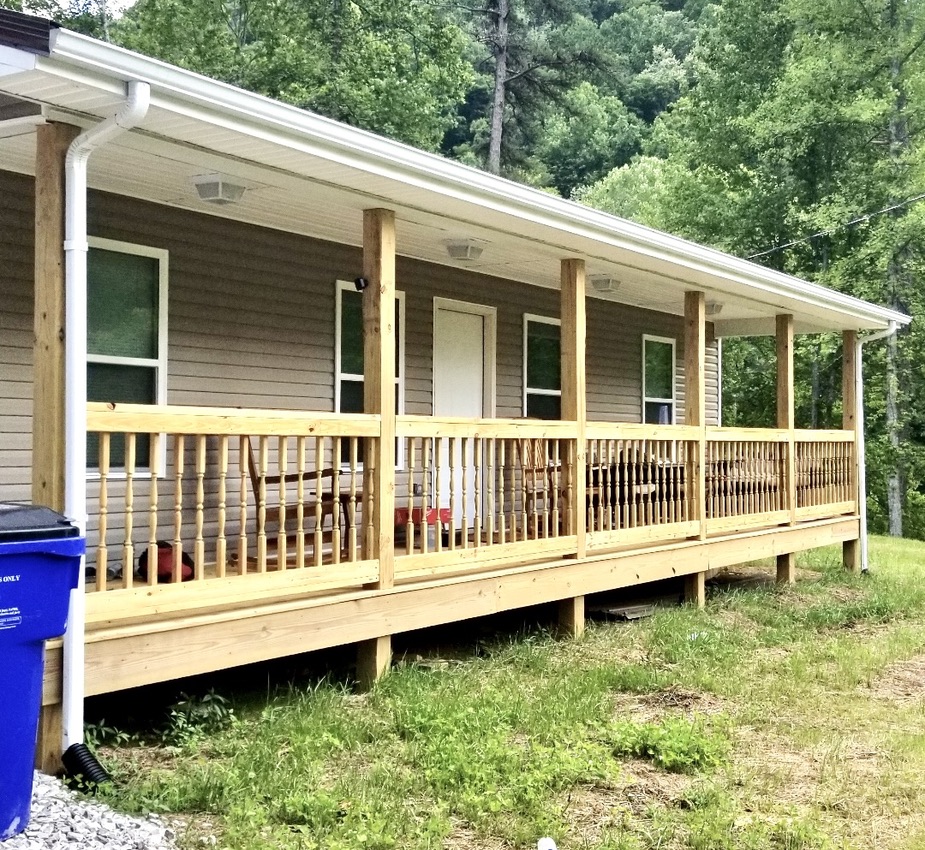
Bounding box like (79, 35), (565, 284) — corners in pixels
(737, 730), (882, 809)
(614, 685), (727, 723)
(867, 656), (925, 702)
(443, 820), (511, 850)
(562, 762), (691, 848)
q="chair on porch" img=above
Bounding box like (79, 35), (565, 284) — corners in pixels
(242, 437), (356, 565)
(519, 437), (558, 537)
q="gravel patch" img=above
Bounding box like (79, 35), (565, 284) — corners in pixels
(3, 772), (178, 850)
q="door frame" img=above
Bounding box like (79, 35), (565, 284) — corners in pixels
(432, 297), (497, 418)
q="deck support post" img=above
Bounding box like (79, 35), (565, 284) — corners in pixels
(842, 330), (861, 573)
(777, 314), (797, 582)
(561, 258), (586, 559)
(33, 122), (81, 774)
(363, 208), (396, 590)
(557, 595), (585, 638)
(356, 636), (392, 691)
(684, 570), (706, 607)
(776, 552), (796, 585)
(684, 291), (707, 606)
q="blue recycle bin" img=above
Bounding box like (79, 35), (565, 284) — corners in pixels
(0, 504), (83, 841)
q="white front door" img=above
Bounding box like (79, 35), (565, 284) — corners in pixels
(433, 300), (494, 526)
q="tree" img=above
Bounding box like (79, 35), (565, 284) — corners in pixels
(112, 0), (473, 151)
(581, 0), (925, 538)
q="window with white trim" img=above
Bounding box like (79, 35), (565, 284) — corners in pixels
(334, 280), (405, 463)
(642, 335), (676, 424)
(523, 314), (561, 420)
(87, 237), (168, 469)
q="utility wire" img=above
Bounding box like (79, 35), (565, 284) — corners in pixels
(747, 191), (925, 260)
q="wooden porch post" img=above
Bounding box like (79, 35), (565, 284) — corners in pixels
(357, 208), (396, 686)
(33, 122), (81, 774)
(842, 330), (861, 572)
(684, 291), (707, 606)
(776, 314), (797, 584)
(559, 258), (586, 636)
(33, 122), (80, 511)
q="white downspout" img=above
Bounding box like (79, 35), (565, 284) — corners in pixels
(62, 80), (150, 752)
(855, 321), (898, 573)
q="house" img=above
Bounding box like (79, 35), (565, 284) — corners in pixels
(0, 9), (909, 769)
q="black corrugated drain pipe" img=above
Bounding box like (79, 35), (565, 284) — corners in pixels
(62, 742), (111, 788)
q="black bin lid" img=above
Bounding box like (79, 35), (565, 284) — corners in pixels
(0, 503), (80, 541)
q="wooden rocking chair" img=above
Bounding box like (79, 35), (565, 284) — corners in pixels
(242, 437), (357, 565)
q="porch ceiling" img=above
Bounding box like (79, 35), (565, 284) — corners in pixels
(0, 26), (909, 335)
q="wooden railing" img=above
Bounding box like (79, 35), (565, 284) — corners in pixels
(394, 416), (579, 578)
(704, 429), (789, 534)
(585, 424), (700, 549)
(85, 403), (380, 617)
(82, 405), (858, 616)
(795, 431), (856, 520)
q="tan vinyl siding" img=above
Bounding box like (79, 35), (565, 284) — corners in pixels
(0, 170), (34, 501)
(1, 169), (721, 521)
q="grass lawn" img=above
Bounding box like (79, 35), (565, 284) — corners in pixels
(92, 536), (925, 850)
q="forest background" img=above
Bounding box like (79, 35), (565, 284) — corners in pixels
(5, 0), (924, 539)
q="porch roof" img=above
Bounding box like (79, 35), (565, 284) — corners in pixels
(0, 12), (909, 336)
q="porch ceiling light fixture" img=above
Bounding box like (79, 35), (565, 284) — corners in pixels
(589, 274), (619, 293)
(445, 238), (483, 262)
(191, 172), (246, 205)
(705, 300), (724, 316)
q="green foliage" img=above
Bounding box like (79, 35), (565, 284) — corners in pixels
(163, 689), (235, 745)
(112, 0), (473, 151)
(606, 717), (728, 773)
(84, 718), (134, 749)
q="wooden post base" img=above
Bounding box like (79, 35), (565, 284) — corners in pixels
(356, 635), (391, 691)
(776, 552), (796, 585)
(35, 703), (63, 775)
(684, 571), (706, 608)
(843, 538), (861, 573)
(556, 596), (585, 639)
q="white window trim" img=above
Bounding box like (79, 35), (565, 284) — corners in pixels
(86, 236), (169, 478)
(523, 313), (561, 418)
(334, 279), (406, 468)
(642, 334), (676, 424)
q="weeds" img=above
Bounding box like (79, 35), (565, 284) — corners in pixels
(606, 717), (728, 773)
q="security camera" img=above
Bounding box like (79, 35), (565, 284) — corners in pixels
(354, 277), (369, 292)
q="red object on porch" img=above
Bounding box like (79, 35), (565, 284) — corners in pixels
(394, 507), (452, 527)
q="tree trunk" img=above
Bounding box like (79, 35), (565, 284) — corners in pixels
(487, 0), (509, 175)
(882, 0), (910, 537)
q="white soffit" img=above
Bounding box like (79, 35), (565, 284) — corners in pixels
(0, 27), (910, 333)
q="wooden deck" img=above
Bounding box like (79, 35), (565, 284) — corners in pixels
(38, 402), (860, 705)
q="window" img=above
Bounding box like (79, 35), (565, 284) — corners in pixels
(642, 335), (675, 424)
(87, 238), (168, 469)
(523, 314), (561, 420)
(334, 280), (405, 463)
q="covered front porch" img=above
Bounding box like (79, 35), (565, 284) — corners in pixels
(58, 266), (862, 704)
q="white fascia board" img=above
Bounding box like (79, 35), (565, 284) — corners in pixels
(38, 29), (912, 332)
(0, 44), (36, 77)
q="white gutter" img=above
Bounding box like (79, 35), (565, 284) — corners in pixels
(29, 29), (910, 333)
(855, 321), (899, 573)
(62, 79), (149, 751)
